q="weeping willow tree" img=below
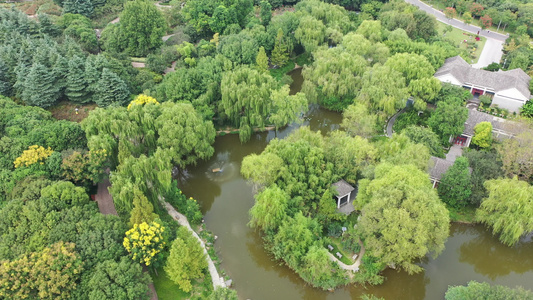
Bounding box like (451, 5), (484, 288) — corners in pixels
(301, 46), (368, 111)
(109, 149), (172, 216)
(476, 177), (533, 246)
(220, 66), (307, 142)
(356, 64), (409, 117)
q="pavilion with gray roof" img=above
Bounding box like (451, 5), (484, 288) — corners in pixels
(428, 157), (454, 188)
(332, 179), (355, 209)
(434, 56), (531, 112)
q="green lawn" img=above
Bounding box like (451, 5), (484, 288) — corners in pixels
(269, 61), (295, 81)
(130, 57), (147, 63)
(152, 267), (190, 300)
(328, 238), (355, 265)
(448, 206), (477, 223)
(437, 22), (487, 64)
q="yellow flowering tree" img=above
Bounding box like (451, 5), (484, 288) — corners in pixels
(127, 94), (159, 110)
(123, 220), (165, 267)
(13, 145), (53, 168)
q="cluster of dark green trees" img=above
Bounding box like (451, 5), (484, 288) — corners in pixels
(0, 8), (142, 108)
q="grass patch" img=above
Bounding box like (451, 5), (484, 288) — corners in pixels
(437, 22), (486, 64)
(48, 101), (97, 123)
(295, 52), (312, 66)
(131, 57), (147, 63)
(448, 205), (477, 223)
(151, 267), (190, 300)
(327, 238), (354, 265)
(269, 60), (295, 81)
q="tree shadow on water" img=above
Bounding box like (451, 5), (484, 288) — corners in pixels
(459, 226), (533, 279)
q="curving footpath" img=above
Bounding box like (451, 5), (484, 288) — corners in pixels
(163, 202), (227, 290)
(327, 240), (365, 273)
(386, 108), (406, 137)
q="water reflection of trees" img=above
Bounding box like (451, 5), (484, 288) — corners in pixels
(351, 268), (428, 300)
(244, 231), (331, 300)
(459, 226), (533, 279)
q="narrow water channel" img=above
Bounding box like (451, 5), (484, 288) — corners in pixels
(178, 69), (533, 299)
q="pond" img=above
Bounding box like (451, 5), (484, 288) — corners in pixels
(177, 68), (533, 299)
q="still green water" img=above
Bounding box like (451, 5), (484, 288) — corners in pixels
(178, 69), (533, 299)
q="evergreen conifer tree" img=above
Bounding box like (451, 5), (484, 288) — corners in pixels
(62, 0), (94, 17)
(52, 54), (69, 99)
(66, 56), (90, 103)
(271, 28), (289, 67)
(0, 59), (12, 96)
(129, 188), (158, 227)
(256, 46), (269, 73)
(164, 227), (207, 292)
(22, 63), (59, 108)
(95, 68), (130, 107)
(260, 0), (272, 27)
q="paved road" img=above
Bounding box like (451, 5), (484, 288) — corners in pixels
(404, 0), (508, 42)
(386, 108), (406, 137)
(472, 38), (504, 68)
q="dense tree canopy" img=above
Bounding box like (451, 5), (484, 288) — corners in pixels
(221, 66), (308, 142)
(357, 163), (449, 274)
(445, 281), (533, 300)
(438, 156), (472, 208)
(476, 177), (533, 246)
(164, 227), (208, 292)
(102, 0), (166, 56)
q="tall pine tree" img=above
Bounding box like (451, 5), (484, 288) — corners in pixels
(62, 0), (94, 17)
(66, 56), (90, 104)
(95, 68), (130, 107)
(271, 28), (289, 67)
(260, 0), (272, 27)
(0, 58), (12, 96)
(256, 46), (268, 73)
(22, 63), (59, 108)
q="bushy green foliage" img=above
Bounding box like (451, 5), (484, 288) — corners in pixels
(445, 281), (533, 299)
(101, 0), (167, 56)
(221, 66), (307, 142)
(402, 125), (444, 158)
(463, 149), (503, 206)
(166, 184), (203, 225)
(477, 177), (533, 246)
(438, 157), (472, 208)
(358, 163), (449, 274)
(0, 242), (83, 299)
(164, 227), (208, 292)
(182, 0), (253, 36)
(472, 121), (493, 148)
(428, 97), (469, 145)
(242, 127), (380, 288)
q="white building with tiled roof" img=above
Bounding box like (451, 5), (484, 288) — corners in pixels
(434, 56), (531, 112)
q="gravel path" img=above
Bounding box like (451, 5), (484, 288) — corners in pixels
(327, 240), (365, 273)
(163, 201), (227, 290)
